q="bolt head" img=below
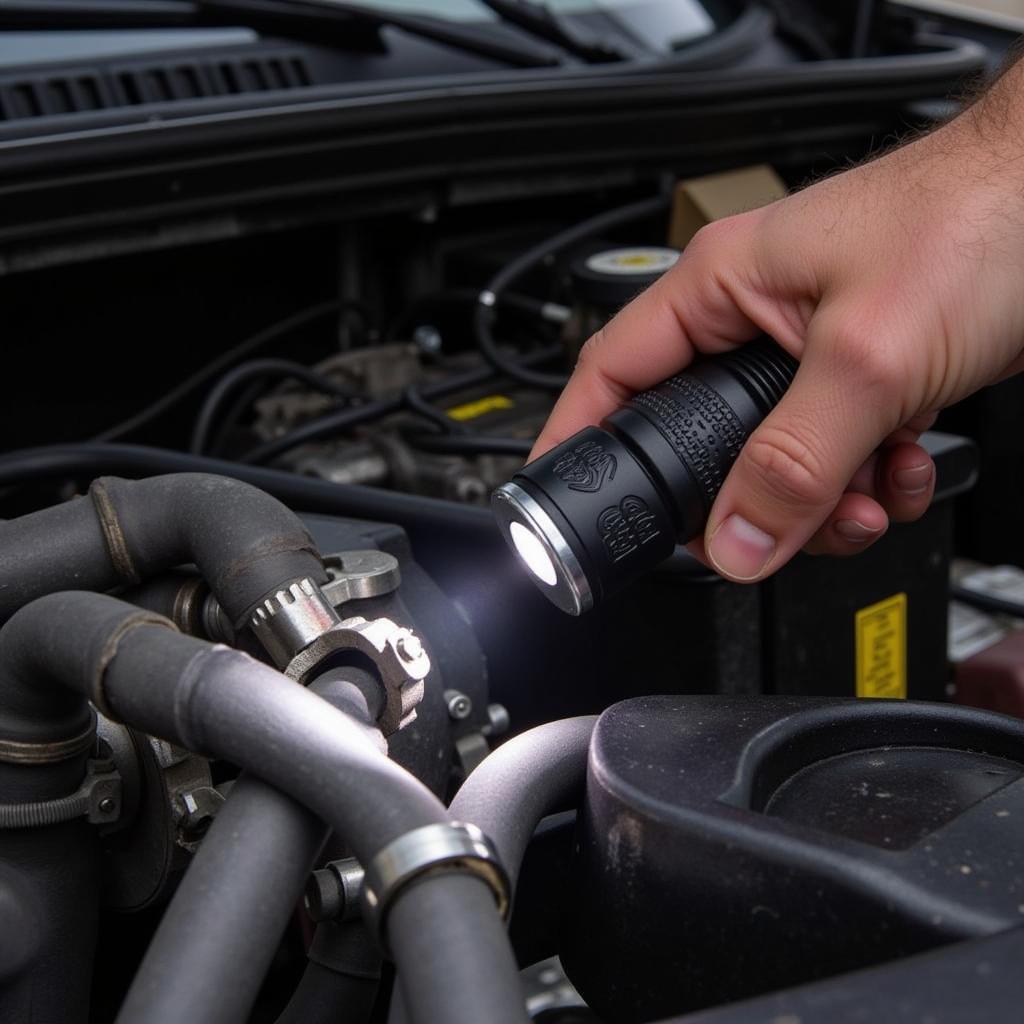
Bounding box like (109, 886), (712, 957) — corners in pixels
(98, 797), (117, 815)
(178, 787), (224, 840)
(396, 634), (424, 661)
(413, 325), (443, 354)
(444, 690), (473, 721)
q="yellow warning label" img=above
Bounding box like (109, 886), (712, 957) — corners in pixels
(855, 593), (907, 699)
(446, 394), (514, 422)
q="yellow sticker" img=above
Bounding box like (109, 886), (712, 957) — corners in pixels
(446, 394), (514, 422)
(855, 593), (907, 699)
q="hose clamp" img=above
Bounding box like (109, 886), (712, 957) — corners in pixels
(0, 719), (96, 765)
(248, 577), (341, 669)
(244, 559), (424, 734)
(0, 758), (122, 829)
(283, 616), (429, 735)
(362, 821), (509, 952)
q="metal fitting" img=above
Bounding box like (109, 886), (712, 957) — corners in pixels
(362, 821), (509, 951)
(412, 324), (443, 355)
(305, 857), (365, 923)
(234, 552), (422, 733)
(201, 595), (235, 646)
(444, 690), (473, 721)
(249, 577), (341, 669)
(177, 786), (225, 842)
(205, 549), (400, 650)
(321, 550), (401, 606)
(0, 721), (97, 765)
(284, 616), (430, 734)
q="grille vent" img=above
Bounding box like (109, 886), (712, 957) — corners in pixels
(0, 51), (312, 122)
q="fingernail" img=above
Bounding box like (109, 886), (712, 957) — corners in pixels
(893, 463), (933, 495)
(707, 514), (777, 581)
(834, 519), (883, 544)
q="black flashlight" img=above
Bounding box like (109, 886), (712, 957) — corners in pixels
(492, 339), (798, 614)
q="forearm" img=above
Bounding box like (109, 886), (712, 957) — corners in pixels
(943, 50), (1024, 176)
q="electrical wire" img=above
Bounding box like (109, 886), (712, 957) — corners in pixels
(402, 384), (532, 457)
(403, 384), (464, 435)
(384, 289), (569, 343)
(238, 345), (563, 465)
(92, 300), (365, 443)
(405, 433), (532, 458)
(473, 193), (670, 390)
(209, 379), (278, 458)
(189, 357), (357, 455)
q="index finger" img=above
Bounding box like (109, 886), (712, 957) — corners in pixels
(529, 229), (761, 461)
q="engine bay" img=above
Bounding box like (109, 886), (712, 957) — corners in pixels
(3, 3), (1024, 1021)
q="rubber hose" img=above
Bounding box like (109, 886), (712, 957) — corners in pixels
(124, 669), (383, 1024)
(448, 716), (596, 895)
(0, 473), (325, 627)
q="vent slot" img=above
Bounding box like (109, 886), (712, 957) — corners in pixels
(118, 71), (143, 106)
(0, 51), (313, 123)
(174, 65), (203, 99)
(76, 76), (104, 111)
(46, 78), (74, 114)
(10, 83), (42, 119)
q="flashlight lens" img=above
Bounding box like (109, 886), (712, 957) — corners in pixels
(510, 522), (558, 586)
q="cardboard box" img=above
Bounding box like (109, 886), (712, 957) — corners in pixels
(669, 164), (787, 249)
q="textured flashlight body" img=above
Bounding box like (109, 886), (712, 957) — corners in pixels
(510, 339), (797, 606)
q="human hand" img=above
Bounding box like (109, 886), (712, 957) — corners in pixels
(531, 99), (1024, 581)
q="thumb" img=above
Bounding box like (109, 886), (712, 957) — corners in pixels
(703, 319), (905, 581)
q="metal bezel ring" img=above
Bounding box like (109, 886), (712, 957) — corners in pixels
(362, 821), (509, 952)
(492, 481), (593, 616)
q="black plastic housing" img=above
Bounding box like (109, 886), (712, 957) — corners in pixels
(562, 695), (1024, 1022)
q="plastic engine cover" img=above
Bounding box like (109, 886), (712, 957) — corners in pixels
(561, 695), (1024, 1022)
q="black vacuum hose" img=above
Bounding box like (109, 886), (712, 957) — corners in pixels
(0, 473), (325, 627)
